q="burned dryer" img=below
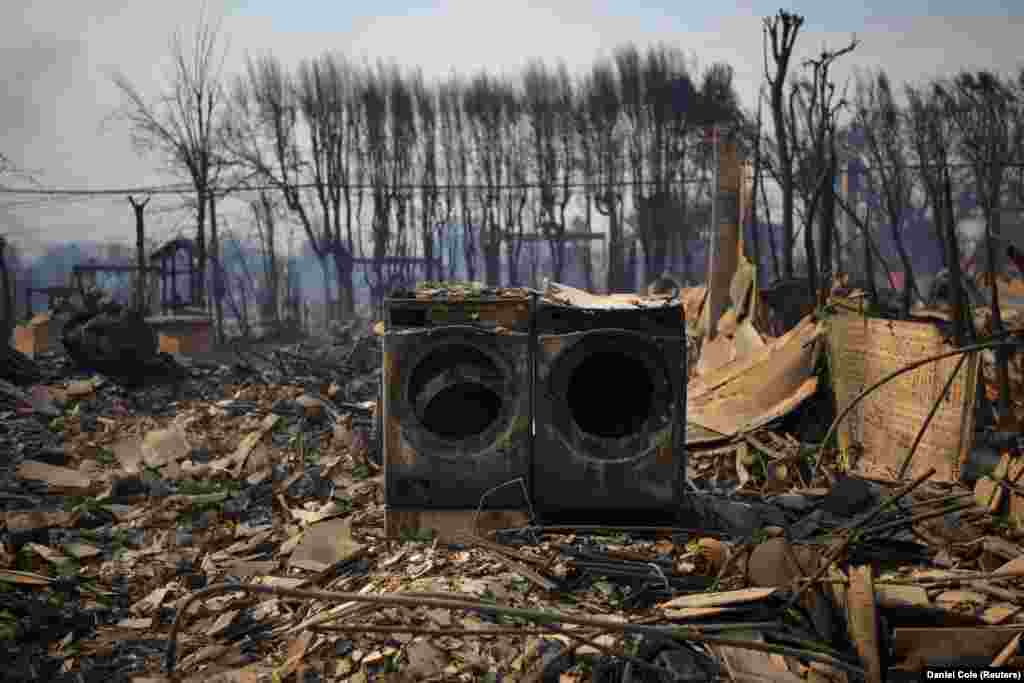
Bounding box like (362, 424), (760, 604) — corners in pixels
(533, 296), (686, 523)
(382, 293), (533, 514)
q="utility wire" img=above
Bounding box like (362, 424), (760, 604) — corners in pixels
(4, 159), (1024, 199)
(0, 177), (710, 198)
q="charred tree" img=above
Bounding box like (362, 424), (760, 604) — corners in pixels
(906, 82), (967, 344)
(763, 10), (804, 280)
(938, 71), (1021, 420)
(855, 70), (919, 317)
(112, 11), (228, 309)
(128, 195), (151, 313)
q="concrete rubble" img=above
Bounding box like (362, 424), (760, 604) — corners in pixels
(0, 279), (1021, 682)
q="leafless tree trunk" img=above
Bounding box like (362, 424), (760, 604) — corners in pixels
(227, 53), (360, 321)
(0, 237), (13, 348)
(747, 96), (765, 286)
(505, 103), (530, 287)
(449, 77), (477, 282)
(906, 83), (967, 344)
(437, 79), (461, 281)
(127, 196), (151, 313)
(250, 191), (281, 327)
(585, 59), (626, 292)
(938, 71), (1021, 418)
(413, 74), (440, 283)
(523, 60), (566, 281)
(808, 44), (855, 304)
(763, 10), (804, 280)
(855, 70), (919, 316)
(616, 45), (646, 284)
(554, 63), (576, 284)
(112, 11), (228, 309)
(758, 172), (782, 281)
(465, 73), (506, 285)
(219, 230), (254, 339)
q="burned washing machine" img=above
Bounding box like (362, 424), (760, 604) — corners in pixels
(382, 290), (534, 537)
(533, 290), (687, 524)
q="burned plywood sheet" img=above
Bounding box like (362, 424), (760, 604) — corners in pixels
(687, 316), (823, 445)
(827, 302), (980, 482)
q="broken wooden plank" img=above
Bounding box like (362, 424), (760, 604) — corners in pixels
(847, 566), (882, 683)
(992, 633), (1023, 667)
(659, 587), (776, 610)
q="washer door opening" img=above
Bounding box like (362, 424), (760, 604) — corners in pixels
(408, 344), (505, 441)
(566, 350), (655, 438)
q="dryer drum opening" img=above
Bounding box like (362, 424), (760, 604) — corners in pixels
(567, 350), (654, 438)
(408, 343), (505, 440)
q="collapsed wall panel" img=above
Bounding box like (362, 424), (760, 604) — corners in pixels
(828, 301), (980, 482)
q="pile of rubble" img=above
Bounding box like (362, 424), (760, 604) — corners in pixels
(0, 287), (1022, 683)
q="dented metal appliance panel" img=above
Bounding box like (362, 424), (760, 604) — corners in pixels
(384, 324), (531, 509)
(533, 327), (684, 518)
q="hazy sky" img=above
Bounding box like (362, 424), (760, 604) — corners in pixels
(1, 0), (1022, 257)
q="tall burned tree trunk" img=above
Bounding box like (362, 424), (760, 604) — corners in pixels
(748, 101), (764, 286)
(0, 237), (13, 348)
(819, 143), (837, 306)
(209, 194), (225, 343)
(864, 208), (876, 303)
(764, 10), (804, 280)
(195, 190), (207, 308)
(128, 195), (151, 313)
(263, 193), (280, 326)
(596, 192), (623, 291)
(943, 171), (967, 345)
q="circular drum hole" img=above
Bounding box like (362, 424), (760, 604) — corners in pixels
(409, 344), (505, 441)
(421, 383), (503, 439)
(567, 351), (654, 438)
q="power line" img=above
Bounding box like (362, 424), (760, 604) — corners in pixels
(0, 183), (194, 197)
(0, 177), (710, 198)
(6, 158), (1024, 199)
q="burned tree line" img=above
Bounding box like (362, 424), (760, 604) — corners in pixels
(55, 11), (1020, 360)
(108, 13), (748, 325)
(218, 48), (747, 302)
(749, 10), (1024, 420)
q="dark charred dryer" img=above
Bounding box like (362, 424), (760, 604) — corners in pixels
(382, 292), (533, 511)
(533, 296), (686, 524)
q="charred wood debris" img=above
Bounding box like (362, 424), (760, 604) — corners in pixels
(0, 288), (1022, 683)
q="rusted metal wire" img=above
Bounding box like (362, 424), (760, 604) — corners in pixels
(165, 583), (864, 676)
